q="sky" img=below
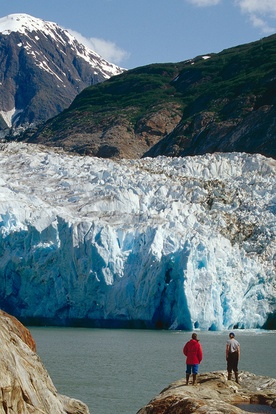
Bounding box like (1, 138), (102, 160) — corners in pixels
(0, 0), (275, 69)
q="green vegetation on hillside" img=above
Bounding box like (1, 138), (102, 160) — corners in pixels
(65, 64), (185, 127)
(55, 34), (275, 125)
(30, 33), (276, 158)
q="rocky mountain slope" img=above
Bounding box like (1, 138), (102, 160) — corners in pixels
(0, 13), (123, 135)
(25, 34), (276, 159)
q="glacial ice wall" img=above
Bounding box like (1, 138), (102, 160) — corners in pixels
(0, 142), (275, 330)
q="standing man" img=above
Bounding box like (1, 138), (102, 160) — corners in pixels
(183, 333), (203, 385)
(226, 332), (240, 383)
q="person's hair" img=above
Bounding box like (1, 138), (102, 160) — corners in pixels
(229, 332), (235, 338)
(192, 333), (198, 340)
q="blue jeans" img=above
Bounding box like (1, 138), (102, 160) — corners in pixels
(186, 364), (199, 374)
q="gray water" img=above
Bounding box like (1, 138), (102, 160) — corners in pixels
(236, 404), (276, 413)
(29, 328), (276, 414)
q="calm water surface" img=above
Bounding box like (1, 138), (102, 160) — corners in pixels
(29, 328), (276, 414)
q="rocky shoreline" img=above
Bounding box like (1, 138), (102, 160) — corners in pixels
(136, 371), (276, 414)
(1, 309), (275, 414)
(0, 310), (89, 414)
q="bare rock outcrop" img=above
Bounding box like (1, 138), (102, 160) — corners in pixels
(0, 310), (36, 352)
(137, 371), (276, 414)
(0, 310), (89, 414)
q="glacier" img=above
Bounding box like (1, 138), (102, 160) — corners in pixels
(0, 142), (275, 330)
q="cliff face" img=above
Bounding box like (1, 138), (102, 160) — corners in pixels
(137, 371), (276, 414)
(0, 143), (275, 330)
(25, 34), (276, 159)
(0, 309), (89, 414)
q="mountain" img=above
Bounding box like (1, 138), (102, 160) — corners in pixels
(24, 34), (276, 159)
(0, 142), (275, 330)
(0, 13), (124, 135)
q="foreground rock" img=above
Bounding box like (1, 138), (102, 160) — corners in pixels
(137, 371), (276, 414)
(0, 310), (89, 414)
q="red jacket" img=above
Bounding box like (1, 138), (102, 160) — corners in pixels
(183, 339), (203, 364)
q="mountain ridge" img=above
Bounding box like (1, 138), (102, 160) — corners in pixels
(0, 13), (124, 134)
(24, 33), (276, 159)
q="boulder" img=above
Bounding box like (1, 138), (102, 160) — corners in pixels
(136, 371), (276, 414)
(0, 309), (89, 414)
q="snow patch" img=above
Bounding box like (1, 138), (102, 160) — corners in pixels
(0, 13), (124, 78)
(0, 108), (23, 128)
(0, 13), (60, 36)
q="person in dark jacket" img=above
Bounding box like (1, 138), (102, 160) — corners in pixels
(226, 332), (240, 383)
(183, 333), (203, 385)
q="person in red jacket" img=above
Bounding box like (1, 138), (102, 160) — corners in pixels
(183, 333), (203, 385)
